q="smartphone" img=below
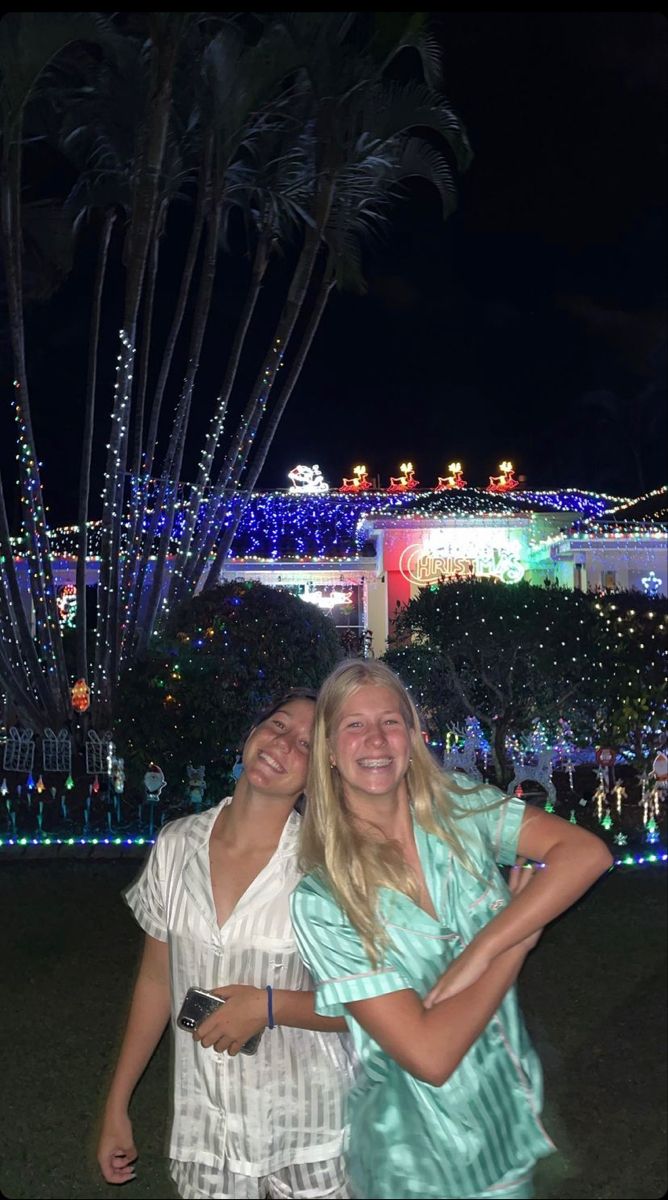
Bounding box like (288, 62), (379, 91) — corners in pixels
(176, 987), (263, 1056)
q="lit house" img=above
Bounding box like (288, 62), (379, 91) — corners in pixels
(43, 480), (668, 657)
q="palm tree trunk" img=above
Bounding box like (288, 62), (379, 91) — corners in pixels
(75, 208), (116, 683)
(93, 24), (182, 721)
(218, 222), (324, 495)
(142, 136), (213, 481)
(0, 637), (48, 728)
(189, 193), (333, 595)
(129, 212), (162, 481)
(245, 261), (335, 489)
(120, 143), (212, 645)
(0, 136), (71, 716)
(170, 227), (271, 600)
(131, 198), (223, 656)
(0, 483), (61, 725)
(201, 259), (335, 590)
(119, 222), (162, 608)
(218, 165), (335, 500)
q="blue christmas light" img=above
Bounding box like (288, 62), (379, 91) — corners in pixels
(46, 487), (630, 564)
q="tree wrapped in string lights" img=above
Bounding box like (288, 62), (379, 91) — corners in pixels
(115, 580), (341, 795)
(587, 590), (668, 770)
(0, 12), (470, 735)
(384, 579), (604, 788)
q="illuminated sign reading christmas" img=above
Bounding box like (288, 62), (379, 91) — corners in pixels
(399, 540), (525, 585)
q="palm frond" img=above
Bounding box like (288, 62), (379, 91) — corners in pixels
(397, 136), (457, 219)
(0, 12), (119, 138)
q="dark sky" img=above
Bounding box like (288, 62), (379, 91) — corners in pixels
(268, 11), (667, 497)
(2, 11), (666, 524)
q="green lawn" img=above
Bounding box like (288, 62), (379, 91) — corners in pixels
(0, 856), (665, 1200)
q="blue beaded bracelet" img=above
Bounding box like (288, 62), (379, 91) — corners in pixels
(266, 984), (275, 1029)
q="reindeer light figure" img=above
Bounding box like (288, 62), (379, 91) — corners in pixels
(436, 461), (467, 490)
(388, 461), (419, 491)
(340, 463), (372, 492)
(486, 460), (519, 492)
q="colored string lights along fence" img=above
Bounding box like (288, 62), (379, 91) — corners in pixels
(0, 836), (155, 848)
(0, 836), (664, 868)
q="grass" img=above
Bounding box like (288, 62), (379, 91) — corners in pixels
(0, 856), (665, 1200)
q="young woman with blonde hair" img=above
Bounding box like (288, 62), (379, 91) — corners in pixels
(290, 660), (613, 1200)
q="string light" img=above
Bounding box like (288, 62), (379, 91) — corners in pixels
(44, 486), (664, 566)
(4, 477), (665, 730)
(0, 836), (155, 849)
(0, 836), (663, 867)
(486, 461), (519, 492)
(436, 463), (467, 490)
(388, 462), (419, 491)
(287, 465), (330, 493)
(340, 464), (373, 492)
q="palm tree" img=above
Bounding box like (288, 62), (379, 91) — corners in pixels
(126, 19), (309, 652)
(0, 12), (115, 725)
(91, 13), (193, 720)
(193, 14), (471, 595)
(0, 11), (471, 744)
(55, 40), (143, 683)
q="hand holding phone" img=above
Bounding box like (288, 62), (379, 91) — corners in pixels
(177, 987), (264, 1055)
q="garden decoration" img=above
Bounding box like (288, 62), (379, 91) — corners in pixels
(186, 764), (206, 812)
(3, 728), (35, 774)
(142, 763), (167, 837)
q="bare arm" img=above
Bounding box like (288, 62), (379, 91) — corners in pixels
(195, 984), (346, 1053)
(97, 933), (171, 1184)
(426, 808), (613, 1006)
(483, 807), (613, 953)
(346, 938), (530, 1088)
(274, 988), (348, 1032)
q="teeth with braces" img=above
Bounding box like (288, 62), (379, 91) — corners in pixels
(259, 752), (284, 772)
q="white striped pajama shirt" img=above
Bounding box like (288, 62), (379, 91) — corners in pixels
(124, 799), (355, 1197)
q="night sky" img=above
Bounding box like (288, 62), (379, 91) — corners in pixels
(1, 11), (666, 525)
(268, 12), (667, 497)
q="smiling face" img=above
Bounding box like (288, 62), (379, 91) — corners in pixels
(242, 697), (315, 802)
(329, 683), (414, 808)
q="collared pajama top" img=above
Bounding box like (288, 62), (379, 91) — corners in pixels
(125, 798), (355, 1175)
(290, 779), (555, 1200)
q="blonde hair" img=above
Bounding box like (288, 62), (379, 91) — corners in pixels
(300, 659), (478, 966)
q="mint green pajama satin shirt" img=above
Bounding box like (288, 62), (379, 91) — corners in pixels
(290, 779), (555, 1200)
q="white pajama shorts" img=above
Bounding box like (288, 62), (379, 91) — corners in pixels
(170, 1156), (352, 1199)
